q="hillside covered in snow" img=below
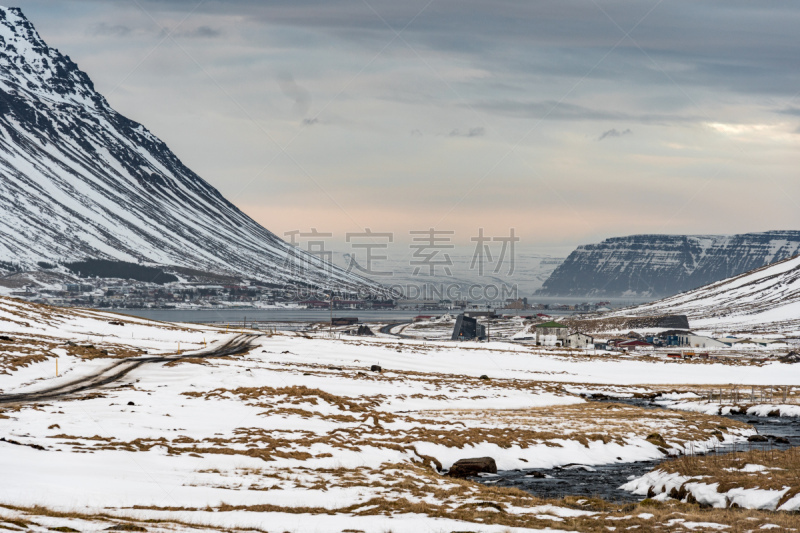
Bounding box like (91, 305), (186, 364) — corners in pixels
(0, 7), (380, 293)
(604, 254), (800, 334)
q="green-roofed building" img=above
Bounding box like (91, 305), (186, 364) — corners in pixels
(534, 320), (568, 346)
(534, 320), (568, 329)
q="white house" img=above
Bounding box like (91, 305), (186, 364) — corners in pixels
(677, 334), (727, 349)
(566, 332), (594, 349)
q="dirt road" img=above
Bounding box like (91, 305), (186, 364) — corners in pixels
(0, 333), (259, 405)
(379, 321), (412, 338)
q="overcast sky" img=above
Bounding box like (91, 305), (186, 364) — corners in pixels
(13, 0), (800, 252)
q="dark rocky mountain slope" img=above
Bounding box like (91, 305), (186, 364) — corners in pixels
(536, 231), (800, 298)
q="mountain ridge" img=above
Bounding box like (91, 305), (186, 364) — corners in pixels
(0, 7), (382, 294)
(536, 231), (800, 298)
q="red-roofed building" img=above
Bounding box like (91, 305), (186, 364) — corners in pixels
(300, 300), (329, 309)
(617, 339), (654, 351)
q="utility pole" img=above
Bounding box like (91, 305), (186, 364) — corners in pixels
(329, 291), (333, 336)
(486, 304), (491, 342)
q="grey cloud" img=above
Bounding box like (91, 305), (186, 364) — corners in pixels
(475, 100), (628, 122)
(86, 22), (131, 37)
(410, 129), (423, 137)
(276, 71), (312, 117)
(302, 117), (319, 126)
(598, 128), (632, 141)
(473, 99), (699, 125)
(158, 25), (223, 39)
(88, 22), (221, 40)
(449, 127), (485, 137)
(182, 25), (221, 38)
(110, 0), (800, 98)
(776, 107), (800, 116)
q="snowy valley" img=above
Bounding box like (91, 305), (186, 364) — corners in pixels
(0, 3), (799, 533)
(2, 295), (800, 532)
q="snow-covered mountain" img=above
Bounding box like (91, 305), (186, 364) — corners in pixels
(0, 7), (382, 293)
(606, 255), (800, 334)
(536, 231), (800, 298)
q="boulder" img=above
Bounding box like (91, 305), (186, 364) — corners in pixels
(356, 325), (375, 336)
(747, 434), (768, 442)
(448, 457), (497, 478)
(779, 352), (800, 364)
(370, 365), (382, 372)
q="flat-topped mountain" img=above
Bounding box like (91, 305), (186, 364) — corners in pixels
(536, 231), (800, 298)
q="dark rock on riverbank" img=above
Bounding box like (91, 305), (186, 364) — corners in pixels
(449, 457), (497, 478)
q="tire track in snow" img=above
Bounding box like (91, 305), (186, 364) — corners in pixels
(0, 333), (260, 405)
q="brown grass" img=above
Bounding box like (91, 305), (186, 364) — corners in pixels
(97, 462), (800, 532)
(0, 504), (264, 533)
(47, 400), (751, 473)
(183, 385), (384, 413)
(655, 446), (800, 508)
(0, 334), (144, 375)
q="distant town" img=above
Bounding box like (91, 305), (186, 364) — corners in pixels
(6, 279), (612, 313)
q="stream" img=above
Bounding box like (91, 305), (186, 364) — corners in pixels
(474, 398), (800, 503)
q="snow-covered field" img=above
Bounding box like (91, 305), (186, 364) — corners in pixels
(2, 297), (800, 532)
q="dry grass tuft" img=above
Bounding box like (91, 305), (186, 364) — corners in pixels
(656, 446), (800, 508)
